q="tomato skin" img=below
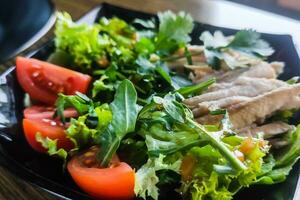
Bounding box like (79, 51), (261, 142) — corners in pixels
(16, 57), (91, 105)
(68, 151), (135, 200)
(23, 118), (74, 153)
(24, 106), (78, 120)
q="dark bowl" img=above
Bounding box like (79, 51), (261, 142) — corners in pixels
(0, 3), (299, 200)
(0, 0), (55, 63)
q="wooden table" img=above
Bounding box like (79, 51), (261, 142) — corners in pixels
(1, 0), (300, 199)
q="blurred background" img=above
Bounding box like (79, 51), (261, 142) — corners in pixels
(228, 0), (300, 20)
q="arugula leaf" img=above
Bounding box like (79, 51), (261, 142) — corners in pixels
(200, 30), (274, 69)
(55, 92), (92, 123)
(155, 66), (173, 86)
(134, 154), (181, 200)
(177, 77), (216, 97)
(118, 139), (148, 169)
(138, 93), (246, 171)
(110, 80), (139, 135)
(35, 132), (68, 160)
(153, 93), (187, 123)
(66, 104), (112, 150)
(97, 80), (139, 167)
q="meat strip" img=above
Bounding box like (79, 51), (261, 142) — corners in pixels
(192, 61), (279, 83)
(238, 121), (294, 139)
(192, 96), (251, 117)
(184, 77), (287, 107)
(195, 84), (300, 129)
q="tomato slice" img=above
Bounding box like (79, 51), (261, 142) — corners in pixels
(68, 146), (135, 200)
(23, 118), (74, 153)
(16, 57), (91, 105)
(24, 106), (78, 120)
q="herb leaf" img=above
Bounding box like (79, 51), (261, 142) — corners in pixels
(156, 11), (194, 55)
(228, 30), (274, 57)
(200, 30), (274, 69)
(110, 80), (139, 135)
(55, 92), (92, 122)
(97, 80), (139, 167)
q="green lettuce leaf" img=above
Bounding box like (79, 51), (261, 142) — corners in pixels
(92, 75), (115, 98)
(255, 125), (300, 184)
(134, 154), (181, 200)
(182, 138), (266, 200)
(55, 12), (108, 69)
(35, 132), (68, 160)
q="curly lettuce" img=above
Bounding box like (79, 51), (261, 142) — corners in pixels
(134, 154), (181, 200)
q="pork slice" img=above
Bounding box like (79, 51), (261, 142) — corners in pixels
(207, 76), (286, 93)
(195, 83), (300, 129)
(184, 77), (287, 107)
(229, 84), (300, 129)
(192, 61), (278, 83)
(238, 62), (278, 80)
(238, 121), (294, 139)
(270, 61), (285, 75)
(192, 96), (251, 117)
(195, 113), (223, 125)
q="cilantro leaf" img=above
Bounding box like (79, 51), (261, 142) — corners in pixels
(156, 11), (194, 55)
(200, 30), (274, 69)
(228, 30), (274, 57)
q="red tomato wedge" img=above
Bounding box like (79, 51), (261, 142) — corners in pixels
(24, 106), (78, 120)
(23, 118), (74, 153)
(68, 146), (135, 200)
(16, 57), (91, 104)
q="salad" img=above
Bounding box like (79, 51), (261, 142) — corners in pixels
(15, 11), (300, 200)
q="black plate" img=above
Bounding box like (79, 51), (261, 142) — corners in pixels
(0, 3), (300, 200)
(0, 0), (55, 63)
